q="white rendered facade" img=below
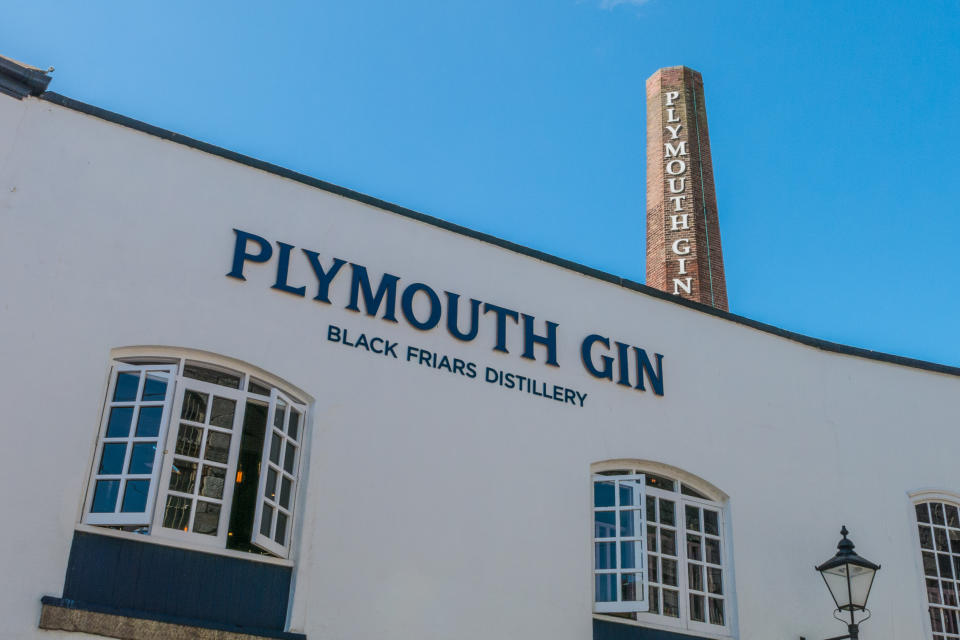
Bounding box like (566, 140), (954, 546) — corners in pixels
(0, 74), (958, 640)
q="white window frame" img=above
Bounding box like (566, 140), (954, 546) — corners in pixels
(910, 490), (960, 639)
(83, 353), (310, 560)
(593, 473), (650, 613)
(151, 376), (246, 550)
(591, 463), (733, 638)
(85, 364), (177, 526)
(252, 388), (305, 557)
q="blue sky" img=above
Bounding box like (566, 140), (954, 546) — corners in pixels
(4, 0), (959, 366)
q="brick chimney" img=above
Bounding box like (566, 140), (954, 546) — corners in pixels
(645, 66), (728, 311)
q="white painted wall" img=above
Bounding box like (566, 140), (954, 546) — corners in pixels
(0, 93), (955, 640)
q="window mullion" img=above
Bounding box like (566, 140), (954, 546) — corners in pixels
(678, 498), (691, 627)
(615, 479), (622, 604)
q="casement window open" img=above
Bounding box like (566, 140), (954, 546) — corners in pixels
(593, 467), (730, 636)
(84, 357), (307, 559)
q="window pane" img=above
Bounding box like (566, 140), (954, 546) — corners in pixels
(928, 579), (942, 605)
(98, 443), (126, 475)
(594, 481), (615, 508)
(280, 476), (292, 509)
(662, 589), (679, 617)
(950, 529), (960, 554)
(709, 597), (725, 625)
(661, 558), (678, 586)
(127, 443), (156, 474)
(621, 573), (640, 602)
(687, 534), (702, 561)
(121, 479), (150, 512)
(933, 503), (946, 525)
(91, 480), (120, 512)
(946, 609), (959, 635)
(917, 503), (931, 523)
(947, 505), (959, 528)
(141, 373), (168, 401)
(210, 396), (237, 429)
(939, 554), (953, 579)
(169, 459), (198, 493)
(204, 431), (231, 463)
(619, 482), (640, 507)
(114, 372), (140, 402)
(274, 401), (287, 429)
(703, 510), (719, 536)
(163, 495), (192, 530)
(270, 432), (282, 465)
(661, 529), (676, 556)
(248, 379), (271, 396)
(283, 442), (296, 474)
(648, 555), (658, 582)
(931, 607), (944, 632)
(645, 474), (675, 492)
(685, 505), (701, 531)
(260, 504), (274, 537)
(688, 563), (704, 591)
(275, 511), (288, 545)
(621, 541), (638, 569)
(659, 499), (675, 526)
(920, 526), (934, 549)
(708, 567), (723, 595)
(595, 511), (616, 538)
(936, 528), (950, 552)
(200, 465), (226, 499)
(106, 407), (134, 438)
(175, 424), (202, 457)
(649, 585), (660, 614)
(647, 525), (657, 552)
(135, 406), (164, 437)
(181, 390), (208, 423)
(705, 537), (721, 565)
(646, 497), (656, 523)
(265, 468), (278, 501)
(620, 510), (641, 538)
(681, 484), (708, 499)
(184, 364), (241, 389)
(690, 593), (705, 622)
(943, 580), (958, 607)
(595, 574), (616, 602)
(595, 543), (616, 570)
(924, 552), (938, 576)
(193, 501), (221, 535)
(288, 409), (300, 440)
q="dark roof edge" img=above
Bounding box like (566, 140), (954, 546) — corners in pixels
(36, 91), (960, 380)
(0, 56), (51, 98)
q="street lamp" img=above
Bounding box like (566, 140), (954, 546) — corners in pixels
(814, 526), (881, 640)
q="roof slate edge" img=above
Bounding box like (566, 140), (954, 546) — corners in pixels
(35, 91), (960, 380)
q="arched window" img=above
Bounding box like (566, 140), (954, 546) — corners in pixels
(83, 349), (310, 559)
(592, 461), (731, 636)
(912, 492), (960, 638)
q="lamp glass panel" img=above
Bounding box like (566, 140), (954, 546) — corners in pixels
(821, 565), (852, 609)
(848, 565), (877, 608)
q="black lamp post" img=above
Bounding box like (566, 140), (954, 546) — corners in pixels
(814, 526), (881, 640)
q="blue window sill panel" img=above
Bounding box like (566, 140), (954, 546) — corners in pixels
(46, 531), (302, 639)
(39, 596), (306, 640)
(594, 618), (715, 640)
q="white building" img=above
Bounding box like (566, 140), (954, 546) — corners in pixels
(1, 56), (958, 640)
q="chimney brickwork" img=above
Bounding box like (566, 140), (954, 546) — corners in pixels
(646, 66), (728, 311)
